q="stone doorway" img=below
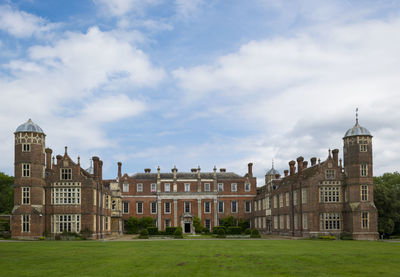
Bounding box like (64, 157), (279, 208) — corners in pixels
(184, 222), (191, 233)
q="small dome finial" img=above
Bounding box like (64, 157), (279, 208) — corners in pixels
(356, 108), (359, 124)
(272, 159), (275, 169)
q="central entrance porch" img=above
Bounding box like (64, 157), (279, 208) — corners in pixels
(180, 213), (194, 234)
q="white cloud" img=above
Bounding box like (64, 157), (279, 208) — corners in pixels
(175, 0), (204, 19)
(172, 17), (400, 179)
(94, 0), (161, 16)
(0, 5), (59, 38)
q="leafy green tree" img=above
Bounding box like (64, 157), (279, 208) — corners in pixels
(0, 172), (14, 214)
(221, 216), (236, 228)
(374, 172), (400, 236)
(238, 219), (250, 232)
(126, 217), (140, 234)
(140, 217), (154, 230)
(193, 216), (203, 233)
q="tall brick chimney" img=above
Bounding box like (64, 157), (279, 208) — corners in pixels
(297, 156), (304, 174)
(248, 163), (253, 177)
(303, 161), (308, 169)
(45, 148), (52, 170)
(220, 168), (226, 172)
(284, 170), (289, 177)
(56, 155), (62, 165)
(332, 149), (339, 166)
(118, 162), (122, 179)
(99, 160), (103, 181)
(289, 160), (296, 176)
(144, 168), (151, 173)
(311, 157), (317, 166)
(92, 156), (99, 179)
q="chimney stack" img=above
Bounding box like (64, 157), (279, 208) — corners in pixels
(99, 160), (103, 181)
(332, 149), (339, 166)
(248, 163), (253, 177)
(289, 160), (296, 176)
(144, 168), (151, 173)
(191, 168), (197, 172)
(303, 161), (308, 169)
(220, 168), (226, 173)
(56, 155), (62, 165)
(311, 157), (317, 166)
(118, 162), (122, 179)
(284, 170), (289, 177)
(92, 156), (99, 179)
(297, 156), (304, 174)
(45, 148), (52, 170)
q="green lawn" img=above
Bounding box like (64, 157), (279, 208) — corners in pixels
(0, 240), (399, 276)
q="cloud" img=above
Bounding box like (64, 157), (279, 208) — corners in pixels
(175, 0), (204, 19)
(0, 5), (59, 38)
(94, 0), (161, 16)
(172, 17), (400, 179)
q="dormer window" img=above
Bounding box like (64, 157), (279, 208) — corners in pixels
(326, 170), (335, 179)
(61, 168), (72, 180)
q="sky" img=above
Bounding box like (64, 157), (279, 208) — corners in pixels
(1, 0), (400, 186)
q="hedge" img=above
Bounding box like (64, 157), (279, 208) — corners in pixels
(250, 228), (261, 238)
(174, 227), (183, 239)
(147, 227), (159, 236)
(165, 227), (177, 235)
(139, 229), (149, 239)
(212, 226), (226, 234)
(216, 228), (226, 238)
(227, 226), (242, 235)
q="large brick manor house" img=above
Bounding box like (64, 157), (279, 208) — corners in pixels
(11, 117), (378, 240)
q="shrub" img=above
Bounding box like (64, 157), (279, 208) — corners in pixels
(159, 231), (166, 236)
(55, 234), (61, 240)
(140, 217), (155, 230)
(39, 236), (45, 240)
(319, 235), (336, 240)
(217, 228), (226, 238)
(1, 231), (11, 239)
(227, 226), (242, 235)
(221, 216), (236, 228)
(139, 229), (149, 239)
(250, 229), (261, 238)
(126, 217), (140, 234)
(80, 228), (93, 240)
(193, 217), (203, 234)
(212, 226), (226, 234)
(147, 227), (159, 236)
(238, 219), (250, 233)
(165, 227), (177, 235)
(174, 227), (183, 239)
(244, 228), (251, 235)
(202, 227), (210, 234)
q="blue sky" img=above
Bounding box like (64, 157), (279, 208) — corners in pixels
(1, 0), (400, 185)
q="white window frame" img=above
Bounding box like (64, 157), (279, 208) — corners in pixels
(361, 212), (369, 229)
(231, 201), (237, 213)
(245, 200), (251, 213)
(53, 214), (81, 233)
(301, 188), (307, 204)
(279, 194), (283, 208)
(245, 182), (250, 192)
(184, 183), (190, 192)
(123, 202), (129, 214)
(22, 187), (30, 205)
(184, 202), (191, 213)
(218, 183), (224, 192)
(164, 202), (171, 214)
(137, 183), (143, 192)
(151, 183), (156, 193)
(319, 186), (341, 203)
(22, 163), (30, 177)
(285, 192), (290, 207)
(360, 164), (368, 177)
(320, 213), (340, 231)
(164, 183), (170, 192)
(361, 185), (368, 201)
(218, 201), (224, 213)
(136, 202), (143, 214)
(231, 183), (237, 192)
(51, 188), (81, 205)
(204, 183), (210, 192)
(123, 183), (129, 192)
(150, 202), (157, 214)
(22, 214), (30, 232)
(204, 201), (211, 213)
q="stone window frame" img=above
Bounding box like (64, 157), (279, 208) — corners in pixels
(205, 219), (211, 230)
(360, 144), (368, 152)
(285, 192), (290, 207)
(231, 183), (237, 192)
(273, 216), (278, 230)
(245, 200), (251, 213)
(112, 200), (116, 211)
(325, 169), (335, 180)
(51, 187), (81, 205)
(204, 183), (211, 192)
(301, 188), (308, 204)
(150, 202), (157, 214)
(164, 202), (171, 214)
(273, 195), (278, 209)
(360, 164), (368, 177)
(231, 201), (238, 213)
(279, 215), (284, 229)
(52, 214), (80, 233)
(286, 214), (290, 230)
(122, 183), (129, 192)
(22, 143), (31, 152)
(218, 183), (224, 192)
(22, 163), (30, 177)
(293, 190), (298, 206)
(137, 183), (143, 192)
(60, 168), (72, 180)
(151, 183), (156, 193)
(361, 212), (369, 229)
(294, 214), (298, 230)
(22, 187), (30, 205)
(245, 182), (251, 192)
(279, 194), (283, 208)
(319, 186), (341, 203)
(320, 213), (341, 231)
(123, 201), (129, 214)
(218, 201), (224, 213)
(22, 214), (30, 233)
(204, 201), (211, 213)
(136, 202), (143, 214)
(302, 213), (308, 229)
(361, 185), (368, 201)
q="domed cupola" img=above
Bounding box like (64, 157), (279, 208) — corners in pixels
(344, 110), (372, 138)
(15, 119), (44, 134)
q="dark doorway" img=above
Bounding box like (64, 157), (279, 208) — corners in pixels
(184, 222), (191, 233)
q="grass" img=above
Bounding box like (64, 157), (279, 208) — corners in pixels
(0, 240), (399, 276)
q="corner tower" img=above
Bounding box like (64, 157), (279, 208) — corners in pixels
(343, 111), (378, 240)
(11, 119), (47, 238)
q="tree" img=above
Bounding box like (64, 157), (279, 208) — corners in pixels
(193, 217), (203, 233)
(221, 216), (236, 228)
(140, 217), (154, 230)
(0, 172), (14, 214)
(126, 217), (140, 234)
(374, 172), (400, 236)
